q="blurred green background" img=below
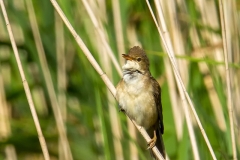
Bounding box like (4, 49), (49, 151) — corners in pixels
(0, 0), (239, 160)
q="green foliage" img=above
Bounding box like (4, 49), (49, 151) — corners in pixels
(0, 0), (239, 159)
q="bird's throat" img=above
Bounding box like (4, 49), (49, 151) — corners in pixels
(123, 60), (141, 79)
(123, 69), (141, 82)
(122, 60), (150, 84)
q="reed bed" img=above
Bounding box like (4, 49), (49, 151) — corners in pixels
(0, 0), (239, 159)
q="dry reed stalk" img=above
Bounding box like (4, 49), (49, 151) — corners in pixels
(126, 22), (145, 160)
(49, 0), (116, 94)
(84, 2), (107, 158)
(0, 1), (50, 159)
(229, 0), (240, 150)
(0, 13), (8, 39)
(176, 81), (199, 159)
(194, 0), (225, 77)
(234, 74), (240, 148)
(0, 74), (17, 160)
(105, 50), (124, 158)
(81, 0), (122, 76)
(5, 145), (17, 160)
(163, 58), (184, 139)
(96, 0), (107, 23)
(97, 28), (124, 160)
(0, 74), (10, 140)
(190, 28), (227, 132)
(112, 0), (125, 64)
(49, 0), (165, 159)
(126, 24), (142, 48)
(157, 0), (184, 140)
(0, 21), (11, 143)
(219, 0), (237, 159)
(154, 1), (200, 159)
(55, 11), (67, 121)
(90, 1), (124, 159)
(175, 71), (200, 160)
(146, 1), (217, 159)
(55, 11), (67, 160)
(25, 1), (73, 160)
(32, 87), (48, 116)
(230, 0), (240, 63)
(127, 121), (138, 160)
(111, 0), (138, 159)
(191, 0), (227, 132)
(106, 72), (124, 160)
(92, 116), (105, 160)
(159, 0), (189, 85)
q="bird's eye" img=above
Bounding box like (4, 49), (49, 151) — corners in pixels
(137, 57), (141, 62)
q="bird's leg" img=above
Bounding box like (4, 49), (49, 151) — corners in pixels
(147, 130), (157, 149)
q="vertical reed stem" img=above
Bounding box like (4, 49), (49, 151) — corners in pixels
(0, 1), (50, 159)
(219, 0), (237, 159)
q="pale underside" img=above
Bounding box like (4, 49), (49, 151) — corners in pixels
(116, 60), (158, 129)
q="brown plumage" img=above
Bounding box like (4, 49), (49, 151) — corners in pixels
(116, 46), (165, 159)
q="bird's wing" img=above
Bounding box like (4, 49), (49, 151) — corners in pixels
(151, 77), (164, 134)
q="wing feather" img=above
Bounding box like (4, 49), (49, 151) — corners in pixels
(150, 77), (164, 134)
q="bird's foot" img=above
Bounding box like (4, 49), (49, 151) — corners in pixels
(147, 130), (157, 149)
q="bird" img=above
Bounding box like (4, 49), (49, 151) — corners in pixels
(116, 46), (165, 159)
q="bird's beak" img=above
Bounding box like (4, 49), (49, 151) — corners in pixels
(122, 54), (134, 60)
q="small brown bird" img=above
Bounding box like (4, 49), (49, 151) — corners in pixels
(116, 46), (165, 159)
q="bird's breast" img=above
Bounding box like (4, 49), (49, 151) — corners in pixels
(116, 75), (158, 129)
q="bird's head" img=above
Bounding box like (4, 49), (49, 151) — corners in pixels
(122, 46), (150, 75)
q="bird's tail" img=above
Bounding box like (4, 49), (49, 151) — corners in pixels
(150, 128), (165, 160)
